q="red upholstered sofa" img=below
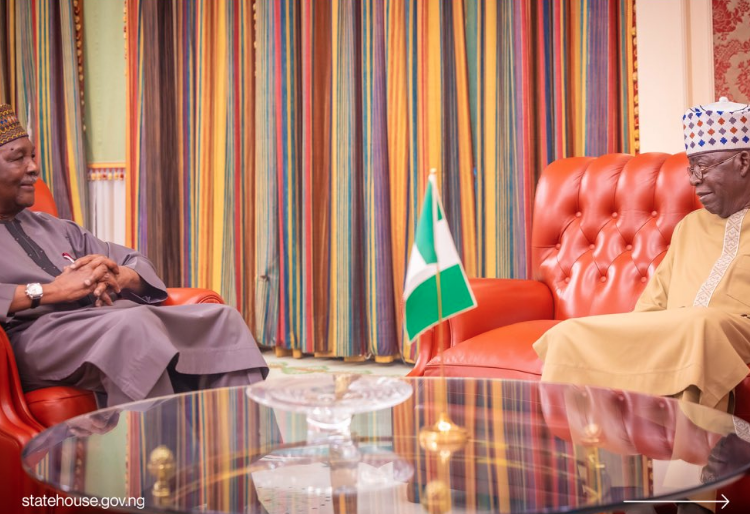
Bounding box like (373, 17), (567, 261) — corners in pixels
(0, 180), (225, 513)
(408, 152), (750, 511)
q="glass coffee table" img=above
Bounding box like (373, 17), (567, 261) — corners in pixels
(22, 378), (750, 513)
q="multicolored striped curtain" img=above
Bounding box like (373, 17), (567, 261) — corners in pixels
(125, 0), (256, 296)
(127, 0), (636, 361)
(257, 0), (637, 361)
(0, 0), (88, 224)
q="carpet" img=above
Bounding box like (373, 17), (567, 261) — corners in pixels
(261, 350), (413, 379)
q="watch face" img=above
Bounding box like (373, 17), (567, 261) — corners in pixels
(26, 283), (43, 297)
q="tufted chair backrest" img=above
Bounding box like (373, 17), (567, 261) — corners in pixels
(532, 152), (702, 320)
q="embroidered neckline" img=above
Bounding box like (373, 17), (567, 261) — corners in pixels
(693, 208), (749, 307)
(734, 416), (750, 443)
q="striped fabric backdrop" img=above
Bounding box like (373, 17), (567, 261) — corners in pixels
(125, 0), (256, 298)
(126, 0), (636, 361)
(0, 0), (88, 225)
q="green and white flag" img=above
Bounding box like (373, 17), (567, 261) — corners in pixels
(403, 173), (477, 342)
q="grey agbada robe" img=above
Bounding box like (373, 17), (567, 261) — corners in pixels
(0, 209), (268, 406)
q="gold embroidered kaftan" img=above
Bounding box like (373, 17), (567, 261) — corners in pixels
(533, 208), (750, 408)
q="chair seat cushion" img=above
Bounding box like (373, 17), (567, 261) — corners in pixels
(424, 319), (562, 379)
(24, 387), (97, 428)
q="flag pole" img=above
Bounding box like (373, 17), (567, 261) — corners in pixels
(426, 168), (465, 431)
(418, 169), (467, 514)
(433, 189), (447, 415)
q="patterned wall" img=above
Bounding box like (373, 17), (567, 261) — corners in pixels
(713, 0), (750, 103)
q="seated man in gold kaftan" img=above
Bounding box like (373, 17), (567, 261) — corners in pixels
(533, 99), (750, 514)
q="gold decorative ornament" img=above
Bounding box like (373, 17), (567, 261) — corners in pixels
(147, 445), (175, 506)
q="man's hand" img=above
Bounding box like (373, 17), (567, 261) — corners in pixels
(69, 254), (145, 306)
(92, 267), (144, 307)
(69, 254), (120, 277)
(70, 254), (122, 306)
(46, 259), (119, 304)
(9, 254), (144, 312)
(110, 265), (145, 294)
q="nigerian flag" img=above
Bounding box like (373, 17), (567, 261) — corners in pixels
(403, 173), (477, 342)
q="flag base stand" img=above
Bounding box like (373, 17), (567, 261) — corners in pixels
(418, 411), (468, 454)
(418, 411), (468, 514)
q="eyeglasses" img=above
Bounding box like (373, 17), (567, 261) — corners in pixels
(687, 152), (740, 181)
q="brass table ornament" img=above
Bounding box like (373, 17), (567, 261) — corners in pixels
(147, 445), (175, 506)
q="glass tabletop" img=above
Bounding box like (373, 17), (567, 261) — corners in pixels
(22, 377), (750, 514)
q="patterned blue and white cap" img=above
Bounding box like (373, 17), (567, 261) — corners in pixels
(683, 97), (750, 156)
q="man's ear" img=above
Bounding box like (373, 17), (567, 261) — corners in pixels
(740, 151), (750, 177)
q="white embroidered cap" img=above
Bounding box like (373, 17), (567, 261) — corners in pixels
(683, 97), (750, 156)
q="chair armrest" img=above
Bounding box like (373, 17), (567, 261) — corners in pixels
(408, 278), (554, 377)
(161, 287), (225, 306)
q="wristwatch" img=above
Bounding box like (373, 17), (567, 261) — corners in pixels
(25, 283), (43, 308)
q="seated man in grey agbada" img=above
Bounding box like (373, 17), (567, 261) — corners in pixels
(0, 103), (267, 406)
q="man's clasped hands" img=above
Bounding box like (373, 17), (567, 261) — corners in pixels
(47, 254), (144, 307)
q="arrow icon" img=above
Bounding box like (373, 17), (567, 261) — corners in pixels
(624, 494), (729, 510)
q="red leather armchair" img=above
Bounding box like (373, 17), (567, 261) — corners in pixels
(408, 152), (750, 510)
(409, 153), (702, 379)
(410, 152), (750, 416)
(0, 180), (226, 513)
